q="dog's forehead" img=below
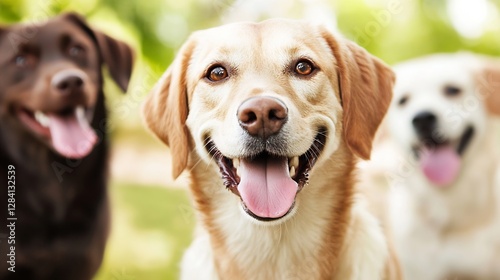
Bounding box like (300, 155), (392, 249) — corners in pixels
(197, 19), (317, 42)
(190, 20), (330, 68)
(394, 55), (478, 96)
(0, 18), (90, 50)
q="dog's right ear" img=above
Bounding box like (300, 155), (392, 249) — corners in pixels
(142, 39), (196, 179)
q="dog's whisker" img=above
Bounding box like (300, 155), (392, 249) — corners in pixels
(204, 152), (219, 172)
(188, 156), (205, 172)
(186, 145), (207, 172)
(187, 148), (209, 172)
(305, 151), (314, 167)
(310, 145), (321, 158)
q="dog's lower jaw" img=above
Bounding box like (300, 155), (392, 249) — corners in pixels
(184, 146), (391, 280)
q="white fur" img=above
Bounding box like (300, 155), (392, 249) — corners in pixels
(383, 53), (500, 280)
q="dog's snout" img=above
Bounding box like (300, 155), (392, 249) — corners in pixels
(412, 111), (437, 137)
(237, 96), (288, 139)
(51, 70), (86, 95)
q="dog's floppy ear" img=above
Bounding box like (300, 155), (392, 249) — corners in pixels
(61, 12), (134, 92)
(322, 30), (395, 159)
(479, 62), (500, 115)
(142, 39), (195, 179)
(93, 29), (134, 92)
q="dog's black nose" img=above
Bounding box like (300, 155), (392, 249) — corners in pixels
(237, 96), (288, 139)
(54, 75), (84, 95)
(412, 111), (437, 138)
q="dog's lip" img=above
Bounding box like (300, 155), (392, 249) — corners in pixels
(205, 129), (327, 221)
(412, 125), (475, 158)
(241, 201), (296, 222)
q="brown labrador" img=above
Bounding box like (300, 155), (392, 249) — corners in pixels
(0, 13), (133, 280)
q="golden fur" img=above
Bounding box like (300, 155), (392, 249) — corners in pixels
(143, 19), (399, 280)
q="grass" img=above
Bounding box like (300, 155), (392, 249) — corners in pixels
(94, 181), (195, 280)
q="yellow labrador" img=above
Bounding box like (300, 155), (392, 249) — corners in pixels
(143, 19), (400, 280)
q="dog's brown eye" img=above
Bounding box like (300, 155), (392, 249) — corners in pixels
(207, 66), (228, 82)
(444, 85), (461, 97)
(295, 60), (314, 76)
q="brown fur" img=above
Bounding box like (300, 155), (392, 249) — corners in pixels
(0, 13), (133, 280)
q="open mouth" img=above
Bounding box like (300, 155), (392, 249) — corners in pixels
(16, 105), (97, 159)
(206, 129), (327, 221)
(412, 126), (474, 186)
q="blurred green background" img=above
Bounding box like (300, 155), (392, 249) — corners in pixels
(0, 0), (499, 279)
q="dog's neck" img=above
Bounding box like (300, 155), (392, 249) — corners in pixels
(187, 146), (356, 279)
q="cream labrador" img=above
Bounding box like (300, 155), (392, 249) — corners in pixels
(384, 53), (500, 280)
(143, 19), (400, 280)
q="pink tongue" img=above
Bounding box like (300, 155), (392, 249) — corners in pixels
(48, 113), (97, 159)
(419, 146), (461, 186)
(238, 156), (298, 218)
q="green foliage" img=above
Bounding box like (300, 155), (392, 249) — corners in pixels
(0, 1), (498, 278)
(94, 182), (195, 280)
(335, 0), (500, 64)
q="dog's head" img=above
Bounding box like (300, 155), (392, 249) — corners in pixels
(0, 13), (133, 159)
(387, 53), (500, 187)
(144, 19), (393, 222)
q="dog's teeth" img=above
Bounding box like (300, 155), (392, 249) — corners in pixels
(236, 167), (241, 177)
(290, 166), (296, 178)
(75, 106), (85, 119)
(290, 156), (299, 169)
(34, 111), (50, 127)
(233, 158), (240, 168)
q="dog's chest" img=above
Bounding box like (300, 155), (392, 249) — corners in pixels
(237, 234), (322, 279)
(213, 210), (330, 279)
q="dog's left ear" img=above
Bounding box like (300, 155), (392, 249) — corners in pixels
(61, 12), (134, 92)
(479, 62), (500, 115)
(322, 30), (395, 160)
